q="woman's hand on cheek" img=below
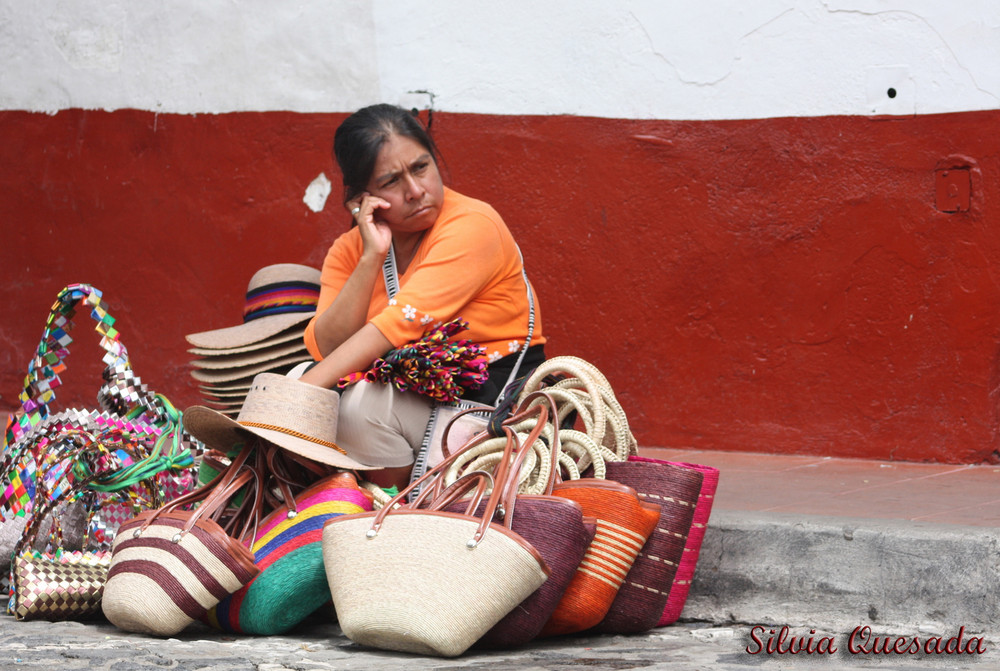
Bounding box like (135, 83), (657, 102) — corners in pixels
(348, 193), (393, 259)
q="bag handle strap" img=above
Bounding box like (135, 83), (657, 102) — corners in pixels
(15, 285), (143, 420)
(135, 443), (256, 534)
(498, 393), (561, 519)
(368, 426), (521, 546)
(263, 443), (303, 514)
(433, 397), (552, 526)
(410, 469), (494, 515)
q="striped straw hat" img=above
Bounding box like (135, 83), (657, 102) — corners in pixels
(183, 373), (376, 470)
(186, 264), (321, 350)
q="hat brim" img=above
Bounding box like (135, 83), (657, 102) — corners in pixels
(183, 405), (376, 470)
(189, 354), (312, 384)
(189, 340), (308, 370)
(199, 382), (253, 393)
(186, 312), (314, 350)
(187, 328), (306, 357)
(200, 388), (250, 400)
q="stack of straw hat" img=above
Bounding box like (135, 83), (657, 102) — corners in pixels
(186, 263), (321, 416)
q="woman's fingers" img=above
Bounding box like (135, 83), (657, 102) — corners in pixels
(348, 193), (392, 255)
(347, 193), (391, 225)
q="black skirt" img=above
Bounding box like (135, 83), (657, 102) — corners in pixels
(461, 344), (546, 405)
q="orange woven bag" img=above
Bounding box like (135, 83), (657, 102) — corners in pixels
(538, 479), (660, 637)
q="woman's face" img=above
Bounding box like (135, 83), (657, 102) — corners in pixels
(366, 133), (445, 234)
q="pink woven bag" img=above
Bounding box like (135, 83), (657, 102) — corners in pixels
(627, 456), (719, 626)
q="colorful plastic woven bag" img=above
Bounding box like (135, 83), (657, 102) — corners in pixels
(1, 284), (199, 593)
(206, 467), (374, 635)
(101, 446), (261, 636)
(595, 459), (704, 633)
(9, 473), (111, 621)
(11, 549), (111, 621)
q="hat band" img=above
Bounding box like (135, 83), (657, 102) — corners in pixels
(238, 420), (347, 455)
(243, 281), (320, 323)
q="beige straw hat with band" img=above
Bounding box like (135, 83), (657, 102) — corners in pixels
(183, 373), (377, 470)
(186, 263), (321, 350)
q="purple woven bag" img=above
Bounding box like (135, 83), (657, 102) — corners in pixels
(593, 459), (703, 633)
(442, 392), (596, 648)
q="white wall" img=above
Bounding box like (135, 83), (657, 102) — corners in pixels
(2, 0), (998, 119)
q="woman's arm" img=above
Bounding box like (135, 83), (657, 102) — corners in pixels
(310, 193), (393, 357)
(299, 322), (392, 389)
(310, 252), (383, 357)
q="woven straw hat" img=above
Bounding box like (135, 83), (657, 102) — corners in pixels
(184, 373), (376, 470)
(187, 328), (306, 357)
(186, 264), (321, 350)
(190, 340), (309, 371)
(189, 353), (312, 384)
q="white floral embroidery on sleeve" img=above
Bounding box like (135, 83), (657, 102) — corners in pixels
(488, 351), (503, 363)
(420, 314), (433, 326)
(507, 340), (521, 353)
(388, 298), (398, 306)
(402, 305), (417, 321)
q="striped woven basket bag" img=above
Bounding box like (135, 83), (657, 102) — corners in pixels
(538, 478), (660, 637)
(594, 458), (703, 633)
(630, 457), (720, 626)
(101, 445), (261, 636)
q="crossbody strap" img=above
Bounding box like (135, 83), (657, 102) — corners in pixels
(381, 242), (535, 406)
(381, 244), (401, 300)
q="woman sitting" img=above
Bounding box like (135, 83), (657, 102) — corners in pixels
(300, 103), (545, 489)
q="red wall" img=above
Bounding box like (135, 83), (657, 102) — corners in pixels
(2, 108), (998, 463)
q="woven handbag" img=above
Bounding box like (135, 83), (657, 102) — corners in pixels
(434, 394), (597, 648)
(101, 446), (261, 636)
(9, 476), (111, 621)
(206, 450), (374, 635)
(1, 284), (199, 589)
(322, 429), (550, 657)
(517, 356), (638, 465)
(593, 459), (704, 633)
(11, 549), (111, 621)
(624, 457), (721, 626)
(539, 478), (661, 637)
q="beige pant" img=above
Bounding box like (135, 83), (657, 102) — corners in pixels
(335, 380), (435, 468)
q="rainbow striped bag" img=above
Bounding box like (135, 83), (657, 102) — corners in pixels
(205, 469), (374, 635)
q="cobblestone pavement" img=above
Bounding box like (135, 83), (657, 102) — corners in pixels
(1, 616), (998, 671)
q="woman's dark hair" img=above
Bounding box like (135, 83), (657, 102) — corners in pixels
(333, 104), (440, 204)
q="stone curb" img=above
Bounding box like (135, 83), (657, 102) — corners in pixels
(685, 510), (1000, 635)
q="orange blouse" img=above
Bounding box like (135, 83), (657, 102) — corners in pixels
(304, 187), (544, 364)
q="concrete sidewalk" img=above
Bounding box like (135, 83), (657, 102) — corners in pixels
(652, 447), (1000, 636)
(2, 439), (999, 668)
